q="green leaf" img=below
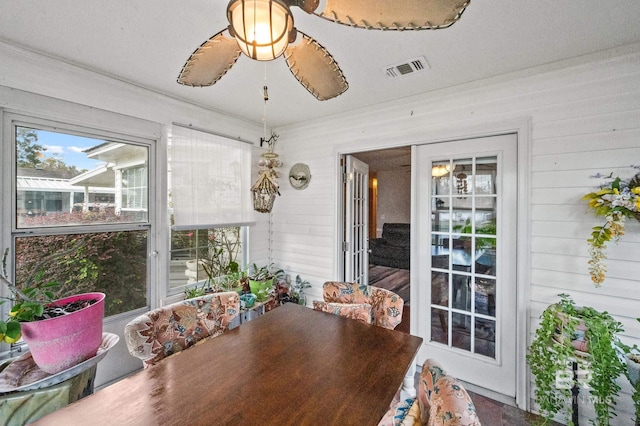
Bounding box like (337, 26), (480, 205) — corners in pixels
(31, 303), (44, 317)
(5, 321), (21, 339)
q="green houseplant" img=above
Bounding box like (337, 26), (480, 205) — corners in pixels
(624, 326), (640, 425)
(247, 263), (284, 302)
(0, 248), (105, 374)
(289, 275), (311, 305)
(453, 218), (496, 250)
(528, 294), (627, 425)
(0, 250), (59, 344)
(184, 270), (247, 300)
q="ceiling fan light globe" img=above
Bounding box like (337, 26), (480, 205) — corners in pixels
(228, 0), (294, 61)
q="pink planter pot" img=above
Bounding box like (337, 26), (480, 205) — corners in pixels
(20, 292), (105, 374)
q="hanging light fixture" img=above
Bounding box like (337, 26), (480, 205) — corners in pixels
(227, 0), (294, 61)
(432, 162), (456, 178)
(432, 164), (450, 178)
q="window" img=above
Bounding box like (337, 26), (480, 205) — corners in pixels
(168, 125), (253, 290)
(6, 116), (153, 318)
(122, 165), (148, 213)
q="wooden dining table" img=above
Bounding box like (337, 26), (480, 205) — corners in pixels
(33, 303), (423, 425)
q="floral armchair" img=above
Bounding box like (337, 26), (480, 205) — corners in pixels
(312, 301), (374, 325)
(379, 358), (481, 425)
(124, 291), (240, 367)
(318, 281), (404, 330)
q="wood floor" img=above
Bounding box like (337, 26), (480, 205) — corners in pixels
(368, 265), (410, 304)
(368, 265), (411, 333)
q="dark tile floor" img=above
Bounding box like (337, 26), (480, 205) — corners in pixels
(467, 391), (563, 425)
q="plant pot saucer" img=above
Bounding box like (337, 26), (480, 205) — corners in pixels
(0, 333), (119, 394)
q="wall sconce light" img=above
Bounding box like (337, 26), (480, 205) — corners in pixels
(227, 0), (294, 61)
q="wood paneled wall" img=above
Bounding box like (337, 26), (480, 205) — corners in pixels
(273, 45), (640, 423)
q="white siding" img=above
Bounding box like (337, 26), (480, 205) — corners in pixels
(273, 46), (640, 423)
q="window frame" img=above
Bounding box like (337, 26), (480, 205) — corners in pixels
(1, 110), (160, 354)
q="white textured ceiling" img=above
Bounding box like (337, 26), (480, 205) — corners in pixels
(1, 1), (639, 128)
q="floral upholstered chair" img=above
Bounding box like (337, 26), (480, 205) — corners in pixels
(124, 291), (240, 367)
(318, 281), (404, 330)
(312, 300), (374, 325)
(379, 358), (481, 426)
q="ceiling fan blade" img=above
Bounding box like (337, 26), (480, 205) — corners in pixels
(284, 31), (348, 101)
(317, 0), (470, 30)
(177, 30), (241, 87)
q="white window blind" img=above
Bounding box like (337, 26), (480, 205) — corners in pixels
(170, 125), (254, 230)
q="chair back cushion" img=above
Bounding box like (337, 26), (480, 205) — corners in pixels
(322, 281), (404, 329)
(418, 359), (481, 426)
(124, 291), (239, 367)
(312, 300), (373, 324)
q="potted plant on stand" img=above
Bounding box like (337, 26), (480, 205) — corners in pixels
(0, 248), (105, 375)
(624, 323), (640, 426)
(247, 263), (284, 302)
(289, 275), (311, 306)
(528, 293), (628, 425)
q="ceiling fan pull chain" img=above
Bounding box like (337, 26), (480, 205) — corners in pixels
(263, 63), (269, 142)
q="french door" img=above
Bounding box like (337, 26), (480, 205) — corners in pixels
(343, 155), (369, 284)
(415, 134), (517, 397)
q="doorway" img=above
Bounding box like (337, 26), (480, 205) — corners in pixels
(347, 147), (412, 331)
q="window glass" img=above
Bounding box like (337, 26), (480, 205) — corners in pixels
(16, 126), (148, 228)
(169, 226), (244, 289)
(15, 231), (148, 316)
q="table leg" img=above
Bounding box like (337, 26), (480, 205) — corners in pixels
(400, 358), (418, 400)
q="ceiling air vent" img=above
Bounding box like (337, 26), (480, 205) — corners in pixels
(383, 56), (430, 79)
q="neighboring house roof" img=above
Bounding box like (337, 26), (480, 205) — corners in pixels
(69, 165), (116, 188)
(17, 174), (114, 193)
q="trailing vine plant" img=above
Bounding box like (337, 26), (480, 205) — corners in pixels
(528, 294), (627, 425)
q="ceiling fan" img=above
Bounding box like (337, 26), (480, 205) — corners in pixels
(177, 0), (471, 101)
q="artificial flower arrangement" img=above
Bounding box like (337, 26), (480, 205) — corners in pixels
(582, 165), (640, 286)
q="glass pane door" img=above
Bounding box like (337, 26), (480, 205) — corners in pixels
(430, 157), (497, 358)
(415, 133), (517, 398)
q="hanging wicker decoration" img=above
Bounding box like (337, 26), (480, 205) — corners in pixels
(251, 151), (282, 213)
(251, 171), (280, 213)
